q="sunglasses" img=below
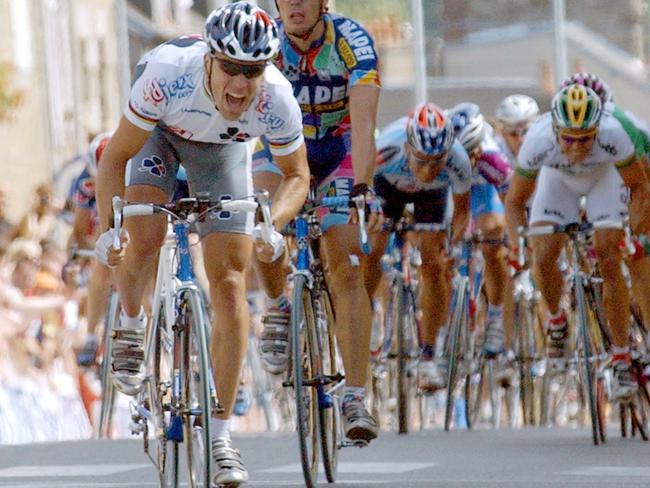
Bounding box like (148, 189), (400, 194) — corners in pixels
(410, 146), (447, 166)
(558, 130), (597, 144)
(215, 58), (267, 79)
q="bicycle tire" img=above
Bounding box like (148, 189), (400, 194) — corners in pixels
(315, 288), (340, 483)
(445, 277), (469, 431)
(181, 289), (213, 488)
(97, 291), (120, 439)
(514, 298), (537, 426)
(148, 300), (178, 488)
(395, 281), (413, 434)
(291, 274), (320, 488)
(575, 275), (601, 445)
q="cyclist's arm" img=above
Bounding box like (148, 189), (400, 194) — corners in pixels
(68, 207), (94, 250)
(270, 143), (310, 230)
(505, 171), (537, 245)
(617, 157), (650, 234)
(96, 117), (151, 231)
(349, 84), (380, 185)
(451, 192), (470, 244)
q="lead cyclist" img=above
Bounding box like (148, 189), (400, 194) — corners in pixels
(94, 3), (309, 485)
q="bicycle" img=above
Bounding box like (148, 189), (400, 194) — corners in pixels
(373, 220), (447, 434)
(522, 219), (633, 445)
(283, 191), (370, 488)
(117, 192), (273, 487)
(444, 233), (507, 431)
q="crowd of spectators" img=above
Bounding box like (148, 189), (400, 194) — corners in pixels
(0, 183), (94, 443)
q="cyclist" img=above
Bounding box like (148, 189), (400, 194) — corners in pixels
(94, 3), (309, 485)
(560, 73), (650, 361)
(367, 103), (471, 390)
(65, 132), (114, 365)
(505, 84), (650, 400)
(447, 102), (512, 358)
(494, 94), (540, 166)
(252, 0), (382, 442)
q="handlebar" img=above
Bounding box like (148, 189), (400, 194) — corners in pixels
(111, 192), (276, 246)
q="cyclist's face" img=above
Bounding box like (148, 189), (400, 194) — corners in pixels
(277, 0), (325, 37)
(407, 144), (445, 183)
(501, 122), (531, 155)
(205, 54), (266, 121)
(557, 128), (597, 164)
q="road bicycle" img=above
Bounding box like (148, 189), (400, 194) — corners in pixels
(372, 220), (446, 434)
(117, 192), (273, 487)
(284, 191), (370, 488)
(522, 219), (633, 445)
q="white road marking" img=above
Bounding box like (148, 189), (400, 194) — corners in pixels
(562, 466), (650, 477)
(262, 461), (435, 474)
(0, 464), (150, 478)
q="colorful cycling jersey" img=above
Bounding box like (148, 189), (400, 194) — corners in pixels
(606, 102), (650, 158)
(374, 117), (472, 194)
(473, 129), (512, 190)
(274, 13), (381, 142)
(126, 36), (303, 156)
(516, 112), (635, 178)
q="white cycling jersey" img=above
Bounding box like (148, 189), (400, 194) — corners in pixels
(517, 112), (635, 178)
(126, 36), (304, 156)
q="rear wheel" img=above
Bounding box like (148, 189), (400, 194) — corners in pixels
(97, 291), (119, 439)
(316, 288), (340, 483)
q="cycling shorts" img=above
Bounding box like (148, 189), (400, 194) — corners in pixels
(126, 126), (254, 237)
(470, 183), (504, 219)
(253, 133), (354, 232)
(373, 174), (451, 225)
(529, 165), (628, 226)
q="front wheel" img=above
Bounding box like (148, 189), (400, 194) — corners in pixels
(181, 289), (213, 487)
(291, 274), (321, 488)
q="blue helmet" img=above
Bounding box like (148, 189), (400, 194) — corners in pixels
(405, 103), (455, 156)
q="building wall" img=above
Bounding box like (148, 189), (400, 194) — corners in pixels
(0, 0), (122, 222)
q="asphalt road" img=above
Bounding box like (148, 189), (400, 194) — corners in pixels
(0, 427), (649, 487)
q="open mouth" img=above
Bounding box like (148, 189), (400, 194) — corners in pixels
(225, 93), (246, 111)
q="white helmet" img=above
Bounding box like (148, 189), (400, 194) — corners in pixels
(448, 102), (486, 153)
(87, 131), (113, 177)
(495, 95), (540, 126)
(204, 2), (280, 62)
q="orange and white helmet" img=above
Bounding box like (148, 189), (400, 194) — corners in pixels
(87, 132), (113, 177)
(405, 103), (455, 156)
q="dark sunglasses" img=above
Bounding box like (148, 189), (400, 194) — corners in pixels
(559, 133), (596, 144)
(410, 147), (447, 166)
(215, 58), (267, 79)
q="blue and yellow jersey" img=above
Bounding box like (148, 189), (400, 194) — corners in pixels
(275, 13), (381, 142)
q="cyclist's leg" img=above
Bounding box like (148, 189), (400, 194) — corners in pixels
(528, 167), (576, 360)
(251, 138), (292, 373)
(185, 139), (253, 484)
(319, 162), (378, 441)
(588, 167), (635, 398)
(471, 183), (508, 356)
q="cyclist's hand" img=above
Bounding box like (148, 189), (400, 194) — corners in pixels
(252, 224), (285, 263)
(348, 183), (384, 233)
(94, 228), (129, 268)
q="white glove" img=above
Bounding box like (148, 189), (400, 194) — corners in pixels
(252, 223), (285, 262)
(94, 228), (128, 267)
